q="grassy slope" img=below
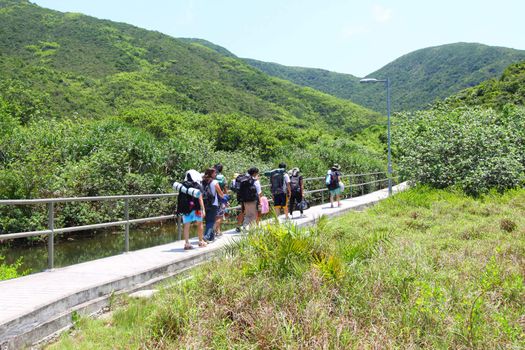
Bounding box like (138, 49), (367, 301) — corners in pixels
(49, 187), (525, 349)
(0, 0), (379, 134)
(444, 60), (525, 109)
(243, 43), (525, 113)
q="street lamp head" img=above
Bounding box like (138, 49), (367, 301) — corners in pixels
(360, 78), (387, 83)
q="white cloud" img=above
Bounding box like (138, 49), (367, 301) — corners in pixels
(372, 4), (392, 23)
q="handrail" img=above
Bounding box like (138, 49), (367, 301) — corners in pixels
(0, 171), (391, 269)
(0, 193), (178, 205)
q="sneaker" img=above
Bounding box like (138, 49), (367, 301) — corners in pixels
(299, 214), (307, 218)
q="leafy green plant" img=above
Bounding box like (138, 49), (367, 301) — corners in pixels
(396, 106), (525, 195)
(0, 255), (28, 280)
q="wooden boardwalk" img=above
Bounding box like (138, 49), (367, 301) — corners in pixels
(0, 182), (407, 349)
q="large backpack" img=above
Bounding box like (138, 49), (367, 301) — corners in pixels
(202, 180), (216, 208)
(270, 172), (285, 195)
(176, 181), (201, 215)
(237, 174), (257, 202)
(327, 171), (340, 190)
(290, 174), (301, 194)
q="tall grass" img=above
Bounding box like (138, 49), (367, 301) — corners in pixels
(49, 187), (525, 349)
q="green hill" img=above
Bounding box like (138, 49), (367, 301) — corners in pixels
(0, 0), (378, 133)
(242, 43), (525, 112)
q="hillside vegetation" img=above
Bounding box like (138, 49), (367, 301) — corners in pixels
(0, 0), (386, 234)
(49, 188), (525, 349)
(243, 43), (525, 113)
(444, 60), (525, 109)
(395, 59), (525, 195)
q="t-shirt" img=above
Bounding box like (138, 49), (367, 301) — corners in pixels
(253, 178), (262, 195)
(216, 173), (227, 191)
(206, 179), (219, 207)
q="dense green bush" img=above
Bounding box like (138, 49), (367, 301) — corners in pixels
(395, 105), (525, 195)
(0, 255), (26, 280)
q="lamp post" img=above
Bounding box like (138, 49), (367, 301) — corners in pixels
(359, 77), (392, 196)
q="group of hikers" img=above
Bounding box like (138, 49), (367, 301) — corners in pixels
(175, 163), (344, 250)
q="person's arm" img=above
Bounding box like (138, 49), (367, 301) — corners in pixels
(199, 195), (206, 216)
(215, 183), (225, 198)
(300, 177), (304, 197)
(285, 174), (291, 197)
(255, 179), (263, 199)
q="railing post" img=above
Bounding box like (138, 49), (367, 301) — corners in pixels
(47, 202), (54, 270)
(124, 198), (129, 252)
(177, 215), (182, 241)
(349, 176), (352, 198)
(321, 189), (325, 204)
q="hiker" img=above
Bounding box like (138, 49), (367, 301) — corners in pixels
(202, 167), (225, 242)
(213, 164), (228, 237)
(268, 162), (291, 219)
(176, 170), (207, 250)
(288, 167), (305, 218)
(240, 167), (262, 228)
(230, 172), (245, 232)
(326, 163), (342, 208)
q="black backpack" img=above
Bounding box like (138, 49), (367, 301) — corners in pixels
(270, 172), (285, 195)
(202, 180), (215, 208)
(176, 181), (201, 215)
(237, 174), (257, 202)
(327, 171), (340, 190)
(290, 174), (301, 193)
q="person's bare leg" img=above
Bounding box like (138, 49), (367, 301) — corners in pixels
(197, 221), (206, 246)
(183, 223), (192, 249)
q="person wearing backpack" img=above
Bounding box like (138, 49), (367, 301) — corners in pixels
(269, 162), (291, 220)
(176, 170), (207, 250)
(326, 163), (342, 208)
(230, 172), (245, 232)
(213, 164), (228, 237)
(288, 167), (305, 218)
(202, 168), (225, 242)
(240, 167), (262, 229)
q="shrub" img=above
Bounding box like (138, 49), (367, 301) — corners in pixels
(395, 106), (525, 195)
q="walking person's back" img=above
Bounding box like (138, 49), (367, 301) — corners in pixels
(268, 162), (291, 219)
(326, 163), (342, 208)
(288, 167), (305, 218)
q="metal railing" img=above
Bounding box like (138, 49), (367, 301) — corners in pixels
(0, 171), (393, 269)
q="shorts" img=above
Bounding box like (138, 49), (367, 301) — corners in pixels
(216, 203), (226, 217)
(273, 193), (288, 208)
(329, 187), (342, 196)
(182, 210), (204, 224)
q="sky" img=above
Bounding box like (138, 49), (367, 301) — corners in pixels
(32, 0), (525, 77)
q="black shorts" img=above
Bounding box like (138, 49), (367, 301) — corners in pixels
(273, 193), (288, 208)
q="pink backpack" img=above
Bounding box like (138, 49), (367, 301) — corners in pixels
(260, 196), (270, 214)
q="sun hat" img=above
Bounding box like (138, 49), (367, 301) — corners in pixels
(332, 163), (341, 170)
(185, 169), (202, 183)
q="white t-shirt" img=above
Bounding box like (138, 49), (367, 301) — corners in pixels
(253, 178), (262, 195)
(208, 179), (219, 206)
